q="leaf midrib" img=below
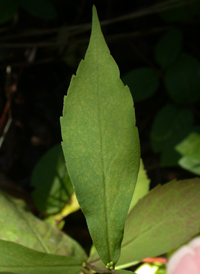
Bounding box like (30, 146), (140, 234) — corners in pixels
(94, 36), (111, 262)
(7, 195), (50, 254)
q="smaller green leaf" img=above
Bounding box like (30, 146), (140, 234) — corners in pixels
(0, 240), (82, 274)
(0, 0), (19, 24)
(155, 29), (182, 68)
(176, 132), (200, 160)
(0, 191), (87, 262)
(175, 132), (200, 175)
(116, 178), (200, 266)
(178, 157), (200, 175)
(128, 159), (150, 212)
(155, 265), (166, 274)
(165, 53), (200, 104)
(19, 0), (57, 20)
(31, 144), (74, 215)
(122, 67), (159, 102)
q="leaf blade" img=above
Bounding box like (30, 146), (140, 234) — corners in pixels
(0, 192), (87, 262)
(117, 178), (200, 266)
(0, 240), (82, 274)
(60, 6), (140, 265)
(31, 143), (74, 215)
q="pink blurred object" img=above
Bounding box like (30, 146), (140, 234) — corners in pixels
(167, 237), (200, 274)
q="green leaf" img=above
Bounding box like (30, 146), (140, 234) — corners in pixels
(88, 159), (149, 266)
(176, 132), (200, 160)
(116, 178), (200, 266)
(0, 192), (87, 262)
(176, 132), (200, 175)
(150, 104), (194, 166)
(155, 265), (166, 274)
(165, 53), (200, 104)
(155, 29), (182, 68)
(31, 143), (74, 215)
(128, 159), (150, 213)
(178, 157), (200, 175)
(122, 67), (159, 102)
(60, 6), (140, 266)
(19, 0), (57, 20)
(0, 0), (19, 24)
(0, 240), (82, 274)
(89, 178), (200, 269)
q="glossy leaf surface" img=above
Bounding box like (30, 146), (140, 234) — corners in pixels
(60, 6), (140, 265)
(0, 192), (87, 262)
(122, 67), (159, 102)
(31, 143), (74, 215)
(0, 240), (82, 274)
(155, 29), (182, 68)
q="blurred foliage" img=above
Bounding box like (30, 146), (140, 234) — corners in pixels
(150, 104), (194, 166)
(0, 0), (19, 24)
(176, 132), (200, 175)
(122, 67), (159, 102)
(0, 0), (57, 23)
(31, 143), (76, 216)
(154, 29), (182, 68)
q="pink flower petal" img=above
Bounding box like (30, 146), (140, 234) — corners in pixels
(167, 237), (200, 274)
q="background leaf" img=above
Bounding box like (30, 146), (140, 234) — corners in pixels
(155, 29), (182, 68)
(60, 6), (140, 265)
(165, 53), (200, 104)
(116, 178), (200, 267)
(176, 132), (200, 175)
(176, 132), (200, 160)
(178, 157), (200, 175)
(19, 0), (57, 20)
(150, 104), (194, 166)
(122, 67), (159, 102)
(128, 159), (150, 212)
(0, 192), (87, 262)
(31, 143), (74, 215)
(0, 240), (82, 274)
(0, 0), (19, 24)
